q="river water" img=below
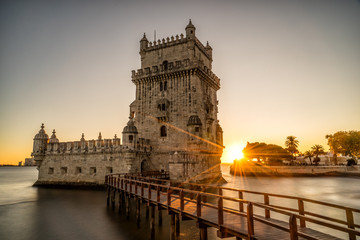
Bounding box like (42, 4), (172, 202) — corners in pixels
(0, 165), (359, 240)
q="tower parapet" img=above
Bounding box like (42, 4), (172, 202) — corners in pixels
(139, 20), (213, 70)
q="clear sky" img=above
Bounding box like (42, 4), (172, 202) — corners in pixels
(1, 0), (359, 164)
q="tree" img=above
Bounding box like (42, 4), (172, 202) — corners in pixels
(285, 136), (299, 160)
(343, 131), (360, 158)
(304, 150), (314, 165)
(243, 142), (292, 165)
(326, 131), (360, 164)
(311, 145), (325, 165)
(326, 131), (347, 165)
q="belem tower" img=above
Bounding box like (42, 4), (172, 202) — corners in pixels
(31, 20), (224, 186)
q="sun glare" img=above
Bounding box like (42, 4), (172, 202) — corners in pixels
(222, 143), (246, 163)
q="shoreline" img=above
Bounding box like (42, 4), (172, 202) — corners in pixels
(229, 165), (360, 177)
(33, 180), (106, 190)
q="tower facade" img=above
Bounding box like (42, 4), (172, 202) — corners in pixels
(130, 20), (224, 180)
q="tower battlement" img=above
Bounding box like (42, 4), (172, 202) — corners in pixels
(140, 35), (212, 61)
(139, 20), (213, 71)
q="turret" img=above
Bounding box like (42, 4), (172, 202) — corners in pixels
(140, 33), (148, 51)
(49, 129), (59, 143)
(185, 19), (196, 40)
(32, 123), (49, 166)
(216, 123), (223, 146)
(32, 123), (49, 154)
(206, 41), (213, 59)
(122, 116), (138, 150)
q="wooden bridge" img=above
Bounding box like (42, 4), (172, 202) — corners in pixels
(105, 172), (360, 240)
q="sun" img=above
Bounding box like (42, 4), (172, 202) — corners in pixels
(221, 143), (246, 163)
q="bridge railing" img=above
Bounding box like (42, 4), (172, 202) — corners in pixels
(105, 174), (360, 240)
(106, 174), (359, 234)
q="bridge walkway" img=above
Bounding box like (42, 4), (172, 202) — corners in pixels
(106, 173), (360, 240)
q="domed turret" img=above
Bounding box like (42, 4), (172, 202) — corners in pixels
(185, 19), (196, 40)
(140, 33), (149, 51)
(122, 117), (138, 134)
(80, 133), (85, 142)
(49, 129), (59, 143)
(32, 123), (49, 155)
(122, 116), (138, 149)
(34, 123), (49, 140)
(216, 123), (223, 146)
(206, 41), (213, 59)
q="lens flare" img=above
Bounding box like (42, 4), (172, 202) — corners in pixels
(222, 143), (246, 163)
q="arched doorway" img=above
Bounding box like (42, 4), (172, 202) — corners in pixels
(140, 159), (148, 173)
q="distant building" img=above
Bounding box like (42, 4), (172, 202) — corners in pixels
(24, 158), (35, 166)
(30, 20), (224, 186)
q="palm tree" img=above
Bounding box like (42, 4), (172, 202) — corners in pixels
(304, 150), (314, 165)
(311, 144), (325, 165)
(285, 136), (299, 160)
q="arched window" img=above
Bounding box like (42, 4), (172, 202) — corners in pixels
(160, 126), (167, 137)
(160, 82), (163, 91)
(129, 135), (133, 143)
(164, 81), (168, 91)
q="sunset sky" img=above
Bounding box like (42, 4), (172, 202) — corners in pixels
(1, 0), (359, 164)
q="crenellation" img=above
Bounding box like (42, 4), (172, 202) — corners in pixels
(144, 34), (187, 51)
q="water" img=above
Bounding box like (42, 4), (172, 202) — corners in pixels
(0, 166), (359, 240)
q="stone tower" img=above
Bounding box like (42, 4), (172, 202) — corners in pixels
(130, 20), (224, 181)
(29, 20), (223, 186)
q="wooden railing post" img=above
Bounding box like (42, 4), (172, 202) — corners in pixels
(196, 193), (202, 217)
(202, 186), (207, 203)
(121, 179), (124, 190)
(297, 199), (306, 227)
(129, 180), (132, 193)
(346, 208), (356, 240)
(157, 185), (160, 203)
(106, 186), (110, 207)
(239, 191), (244, 212)
(289, 214), (298, 240)
(167, 187), (172, 206)
(264, 194), (270, 218)
(141, 183), (144, 197)
(180, 190), (184, 212)
(247, 203), (254, 237)
(148, 183), (152, 203)
(218, 197), (224, 226)
(135, 181), (138, 195)
(190, 185), (194, 199)
(125, 179), (128, 192)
